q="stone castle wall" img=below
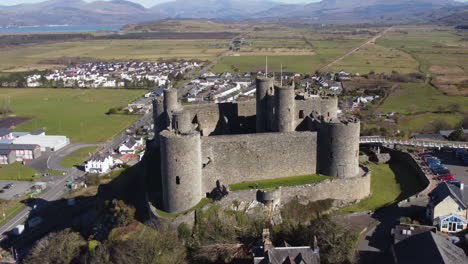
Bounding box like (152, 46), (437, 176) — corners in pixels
(200, 131), (317, 193)
(222, 166), (371, 207)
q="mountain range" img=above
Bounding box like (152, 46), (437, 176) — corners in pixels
(0, 0), (467, 27)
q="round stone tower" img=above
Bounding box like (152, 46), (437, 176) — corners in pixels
(172, 110), (192, 134)
(256, 76), (274, 133)
(317, 119), (360, 178)
(275, 85), (295, 132)
(159, 130), (202, 213)
(163, 88), (181, 126)
(152, 97), (166, 137)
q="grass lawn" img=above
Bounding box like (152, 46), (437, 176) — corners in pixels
(156, 198), (213, 218)
(1, 88), (143, 143)
(0, 162), (40, 181)
(61, 146), (98, 168)
(337, 162), (426, 214)
(378, 83), (468, 114)
(229, 174), (331, 192)
(0, 202), (26, 226)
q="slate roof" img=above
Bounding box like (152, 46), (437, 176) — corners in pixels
(393, 224), (436, 242)
(0, 128), (11, 137)
(124, 137), (137, 149)
(394, 231), (468, 264)
(88, 152), (110, 163)
(255, 247), (320, 264)
(0, 149), (13, 155)
(429, 182), (468, 209)
(0, 143), (38, 151)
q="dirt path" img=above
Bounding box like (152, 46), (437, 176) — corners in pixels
(318, 27), (394, 72)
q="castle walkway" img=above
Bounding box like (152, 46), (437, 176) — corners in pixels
(360, 136), (468, 150)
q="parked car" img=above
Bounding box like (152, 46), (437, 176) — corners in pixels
(463, 157), (468, 165)
(3, 183), (13, 189)
(435, 169), (451, 175)
(427, 159), (441, 166)
(430, 164), (448, 170)
(438, 174), (455, 181)
(447, 179), (461, 186)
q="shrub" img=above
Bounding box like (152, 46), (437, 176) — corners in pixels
(85, 173), (100, 186)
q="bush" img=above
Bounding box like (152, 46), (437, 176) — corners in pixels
(107, 199), (136, 227)
(107, 107), (118, 115)
(85, 173), (100, 186)
(448, 128), (465, 141)
(24, 229), (86, 264)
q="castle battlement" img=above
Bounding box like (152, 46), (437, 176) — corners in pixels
(150, 77), (362, 213)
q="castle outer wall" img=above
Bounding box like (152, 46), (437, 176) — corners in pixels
(200, 131), (317, 194)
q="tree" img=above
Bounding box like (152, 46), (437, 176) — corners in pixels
(106, 199), (135, 227)
(24, 229), (86, 264)
(448, 128), (465, 141)
(458, 116), (468, 129)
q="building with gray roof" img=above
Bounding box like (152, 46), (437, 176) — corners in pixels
(392, 231), (468, 264)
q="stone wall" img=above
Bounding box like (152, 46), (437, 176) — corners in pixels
(221, 166), (371, 207)
(201, 131), (317, 193)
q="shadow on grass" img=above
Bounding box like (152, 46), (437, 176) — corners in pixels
(390, 161), (427, 202)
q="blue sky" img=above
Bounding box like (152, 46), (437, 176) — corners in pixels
(1, 0), (320, 8)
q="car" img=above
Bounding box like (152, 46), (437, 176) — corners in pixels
(3, 183), (13, 190)
(435, 169), (451, 175)
(430, 164), (447, 170)
(447, 179), (461, 186)
(427, 160), (441, 166)
(419, 152), (432, 157)
(438, 174), (455, 181)
(463, 157), (468, 165)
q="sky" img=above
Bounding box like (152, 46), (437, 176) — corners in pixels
(0, 0), (321, 8)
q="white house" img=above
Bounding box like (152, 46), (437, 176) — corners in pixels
(118, 137), (143, 154)
(84, 153), (114, 174)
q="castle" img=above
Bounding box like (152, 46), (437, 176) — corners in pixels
(150, 75), (363, 213)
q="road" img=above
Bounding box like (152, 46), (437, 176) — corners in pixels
(317, 27), (393, 72)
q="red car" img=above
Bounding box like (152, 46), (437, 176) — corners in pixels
(438, 174), (455, 181)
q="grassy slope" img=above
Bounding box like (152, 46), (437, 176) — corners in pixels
(229, 174), (331, 191)
(0, 162), (40, 181)
(61, 146), (99, 168)
(338, 162), (426, 213)
(1, 89), (142, 143)
(399, 113), (466, 132)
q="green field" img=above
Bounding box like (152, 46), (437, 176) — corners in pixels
(328, 43), (419, 74)
(378, 83), (468, 114)
(229, 174), (331, 191)
(0, 89), (142, 143)
(0, 162), (40, 181)
(61, 146), (99, 168)
(0, 39), (228, 72)
(378, 26), (468, 95)
(338, 162), (426, 213)
(399, 113), (466, 132)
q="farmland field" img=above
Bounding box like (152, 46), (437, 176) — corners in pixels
(0, 39), (229, 72)
(378, 83), (468, 114)
(0, 88), (143, 143)
(378, 26), (468, 96)
(327, 43), (419, 74)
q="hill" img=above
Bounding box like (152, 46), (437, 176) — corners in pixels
(0, 0), (160, 27)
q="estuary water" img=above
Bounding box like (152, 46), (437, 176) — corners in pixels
(0, 25), (122, 34)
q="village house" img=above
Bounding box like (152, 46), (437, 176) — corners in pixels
(253, 229), (320, 264)
(0, 143), (41, 162)
(0, 128), (13, 140)
(0, 149), (16, 164)
(391, 231), (468, 264)
(426, 182), (468, 233)
(118, 137), (143, 154)
(84, 153), (114, 174)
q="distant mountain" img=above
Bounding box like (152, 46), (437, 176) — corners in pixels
(0, 0), (160, 27)
(0, 0), (466, 27)
(256, 0), (463, 23)
(151, 0), (279, 19)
